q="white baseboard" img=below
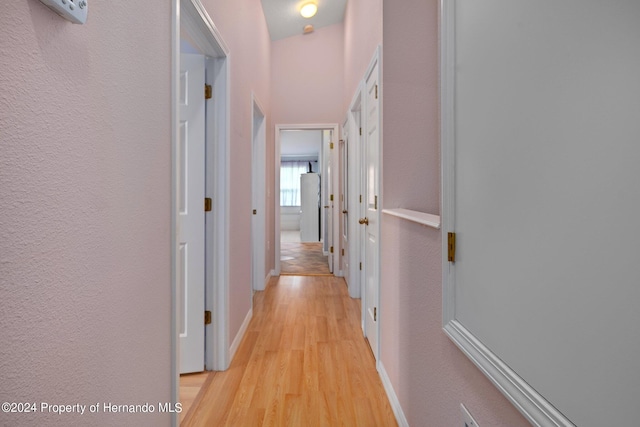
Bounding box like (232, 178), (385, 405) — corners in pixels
(378, 361), (409, 427)
(264, 271), (273, 288)
(229, 308), (252, 362)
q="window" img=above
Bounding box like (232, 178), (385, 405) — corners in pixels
(280, 161), (309, 206)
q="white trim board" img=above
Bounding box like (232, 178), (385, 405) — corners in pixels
(378, 362), (409, 427)
(229, 309), (253, 362)
(382, 209), (440, 229)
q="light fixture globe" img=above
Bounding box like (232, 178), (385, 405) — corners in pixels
(300, 2), (317, 18)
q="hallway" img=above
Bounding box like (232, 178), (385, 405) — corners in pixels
(181, 275), (397, 426)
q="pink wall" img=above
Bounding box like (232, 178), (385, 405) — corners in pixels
(201, 0), (273, 342)
(271, 23), (345, 125)
(379, 1), (530, 425)
(0, 2), (171, 426)
(343, 0), (383, 111)
(382, 0), (439, 213)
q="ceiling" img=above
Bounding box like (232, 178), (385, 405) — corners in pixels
(261, 0), (347, 41)
(281, 130), (321, 157)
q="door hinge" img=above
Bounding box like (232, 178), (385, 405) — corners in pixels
(359, 127), (362, 136)
(330, 142), (334, 149)
(359, 262), (362, 271)
(330, 246), (334, 253)
(374, 307), (377, 321)
(359, 194), (362, 203)
(204, 198), (212, 212)
(341, 248), (344, 256)
(204, 310), (212, 325)
(205, 84), (212, 100)
(447, 232), (456, 262)
(374, 195), (378, 210)
(330, 194), (334, 202)
(375, 84), (378, 99)
(253, 209), (257, 215)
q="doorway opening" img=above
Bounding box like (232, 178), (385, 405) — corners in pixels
(275, 124), (340, 277)
(252, 95), (267, 291)
(172, 1), (230, 425)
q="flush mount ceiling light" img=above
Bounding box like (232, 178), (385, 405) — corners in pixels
(300, 2), (318, 18)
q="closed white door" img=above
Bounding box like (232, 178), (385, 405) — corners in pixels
(178, 53), (206, 374)
(340, 137), (349, 284)
(364, 60), (380, 360)
(325, 130), (334, 273)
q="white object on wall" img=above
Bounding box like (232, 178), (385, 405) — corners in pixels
(300, 173), (320, 242)
(460, 404), (479, 427)
(39, 0), (88, 24)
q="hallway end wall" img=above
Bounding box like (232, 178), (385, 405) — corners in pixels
(0, 2), (172, 426)
(271, 23), (345, 126)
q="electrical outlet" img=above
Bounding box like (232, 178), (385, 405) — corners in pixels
(461, 404), (480, 427)
(39, 0), (88, 24)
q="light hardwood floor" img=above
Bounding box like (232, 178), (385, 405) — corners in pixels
(182, 275), (397, 427)
(179, 371), (213, 425)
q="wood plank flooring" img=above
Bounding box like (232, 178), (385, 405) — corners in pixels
(280, 242), (331, 276)
(182, 275), (397, 427)
(179, 371), (213, 425)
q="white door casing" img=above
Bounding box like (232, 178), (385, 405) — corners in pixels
(251, 95), (266, 292)
(363, 52), (381, 361)
(173, 4), (231, 425)
(274, 124), (339, 277)
(324, 130), (334, 273)
(178, 53), (206, 374)
(340, 136), (349, 285)
(347, 87), (364, 303)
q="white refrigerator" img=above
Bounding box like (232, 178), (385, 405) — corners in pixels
(299, 173), (320, 242)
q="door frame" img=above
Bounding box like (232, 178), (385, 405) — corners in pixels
(172, 1), (230, 423)
(322, 129), (334, 273)
(274, 124), (340, 276)
(251, 94), (267, 292)
(362, 46), (382, 363)
(345, 85), (364, 302)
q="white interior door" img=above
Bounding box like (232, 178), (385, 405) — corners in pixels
(179, 53), (205, 374)
(340, 137), (349, 285)
(251, 100), (266, 292)
(364, 60), (380, 360)
(348, 97), (363, 302)
(324, 130), (334, 273)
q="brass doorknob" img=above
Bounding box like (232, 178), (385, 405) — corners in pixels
(342, 210), (348, 214)
(358, 217), (369, 225)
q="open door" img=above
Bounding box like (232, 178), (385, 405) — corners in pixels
(363, 53), (381, 360)
(178, 53), (206, 374)
(251, 96), (266, 292)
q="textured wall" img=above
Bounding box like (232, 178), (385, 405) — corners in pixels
(379, 0), (530, 425)
(343, 0), (383, 112)
(271, 23), (345, 125)
(200, 0), (272, 344)
(382, 0), (439, 213)
(0, 1), (172, 426)
(380, 219), (531, 426)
